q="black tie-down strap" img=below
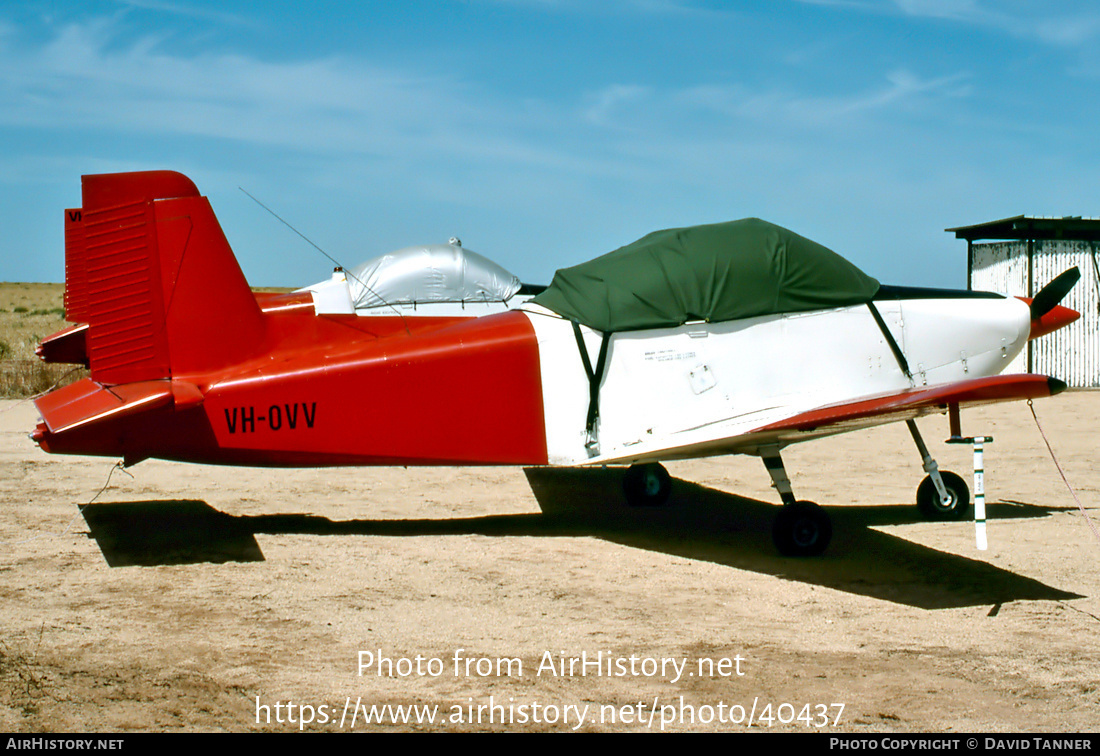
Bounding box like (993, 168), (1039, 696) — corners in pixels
(571, 321), (612, 453)
(866, 301), (912, 381)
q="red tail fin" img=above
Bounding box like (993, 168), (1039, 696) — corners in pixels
(65, 171), (265, 384)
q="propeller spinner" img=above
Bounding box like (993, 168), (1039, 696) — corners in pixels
(1019, 267), (1081, 340)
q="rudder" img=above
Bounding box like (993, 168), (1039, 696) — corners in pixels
(65, 170), (265, 384)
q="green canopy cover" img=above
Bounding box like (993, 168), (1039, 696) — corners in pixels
(531, 218), (880, 332)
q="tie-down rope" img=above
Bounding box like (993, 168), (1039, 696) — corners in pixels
(1028, 399), (1100, 544)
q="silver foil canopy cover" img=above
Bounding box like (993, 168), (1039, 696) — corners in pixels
(347, 244), (522, 309)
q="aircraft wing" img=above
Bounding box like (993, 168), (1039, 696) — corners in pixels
(753, 373), (1065, 444)
(594, 373), (1066, 465)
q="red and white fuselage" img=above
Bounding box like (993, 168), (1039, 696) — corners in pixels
(32, 172), (1072, 468)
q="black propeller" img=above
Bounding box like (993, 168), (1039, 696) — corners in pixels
(1031, 267), (1080, 320)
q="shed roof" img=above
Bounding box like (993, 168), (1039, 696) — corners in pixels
(947, 216), (1100, 242)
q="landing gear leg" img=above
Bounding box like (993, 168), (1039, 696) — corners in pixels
(760, 445), (831, 557)
(907, 419), (970, 520)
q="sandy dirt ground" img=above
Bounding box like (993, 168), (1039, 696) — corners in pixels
(1, 391), (1098, 733)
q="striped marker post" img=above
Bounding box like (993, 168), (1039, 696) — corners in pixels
(973, 437), (988, 551)
(948, 433), (993, 551)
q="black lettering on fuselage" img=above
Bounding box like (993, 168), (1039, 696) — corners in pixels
(68, 210), (82, 222)
(224, 402), (317, 434)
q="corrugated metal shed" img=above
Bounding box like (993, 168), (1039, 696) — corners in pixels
(947, 216), (1100, 387)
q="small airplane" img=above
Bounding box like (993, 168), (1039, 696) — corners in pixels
(32, 170), (1081, 556)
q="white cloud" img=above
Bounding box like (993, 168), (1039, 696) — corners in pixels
(478, 0), (729, 16)
(586, 68), (969, 135)
(891, 0), (981, 21)
(583, 84), (651, 127)
(0, 16), (578, 172)
(1032, 14), (1100, 46)
(796, 0), (1100, 48)
(112, 0), (256, 27)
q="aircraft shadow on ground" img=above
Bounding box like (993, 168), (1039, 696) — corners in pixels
(81, 500), (264, 567)
(80, 467), (1081, 610)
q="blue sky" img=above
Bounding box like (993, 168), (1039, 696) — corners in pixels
(2, 0), (1099, 288)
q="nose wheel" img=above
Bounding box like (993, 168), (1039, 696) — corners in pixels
(907, 420), (971, 521)
(916, 470), (970, 520)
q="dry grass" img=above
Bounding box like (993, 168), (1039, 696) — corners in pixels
(0, 282), (294, 399)
(0, 282), (86, 398)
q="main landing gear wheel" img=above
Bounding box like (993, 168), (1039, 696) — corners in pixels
(772, 501), (832, 557)
(622, 463), (672, 507)
(916, 471), (970, 521)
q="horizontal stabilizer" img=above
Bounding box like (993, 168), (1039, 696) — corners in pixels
(36, 323), (89, 366)
(33, 378), (173, 436)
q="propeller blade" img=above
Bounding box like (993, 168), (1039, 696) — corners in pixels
(1031, 267), (1080, 320)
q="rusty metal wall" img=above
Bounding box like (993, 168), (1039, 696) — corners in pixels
(970, 242), (1029, 374)
(970, 240), (1100, 387)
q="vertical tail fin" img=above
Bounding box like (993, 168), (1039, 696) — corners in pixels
(66, 171), (266, 384)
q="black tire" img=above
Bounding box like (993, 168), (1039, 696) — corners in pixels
(772, 501), (832, 557)
(916, 471), (970, 521)
(622, 463), (672, 507)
